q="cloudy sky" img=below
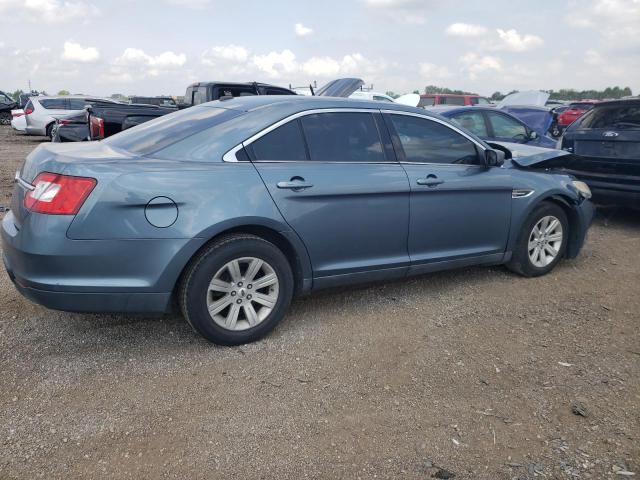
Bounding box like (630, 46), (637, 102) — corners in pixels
(0, 0), (638, 97)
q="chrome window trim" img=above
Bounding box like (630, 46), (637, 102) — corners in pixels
(223, 108), (385, 163)
(380, 109), (488, 152)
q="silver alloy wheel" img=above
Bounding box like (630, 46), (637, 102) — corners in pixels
(206, 257), (279, 331)
(528, 215), (563, 268)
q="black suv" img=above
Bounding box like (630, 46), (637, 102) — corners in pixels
(559, 99), (640, 207)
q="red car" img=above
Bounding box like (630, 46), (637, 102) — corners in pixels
(418, 93), (491, 107)
(557, 101), (599, 130)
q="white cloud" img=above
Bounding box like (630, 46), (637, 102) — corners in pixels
(294, 23), (313, 37)
(302, 57), (340, 77)
(252, 49), (297, 78)
(164, 0), (210, 7)
(445, 23), (487, 37)
(115, 48), (186, 68)
(61, 41), (99, 63)
(0, 0), (99, 24)
(494, 28), (543, 52)
(460, 52), (502, 80)
(419, 62), (451, 80)
(584, 49), (603, 66)
(566, 0), (640, 44)
(363, 0), (428, 24)
(201, 45), (249, 66)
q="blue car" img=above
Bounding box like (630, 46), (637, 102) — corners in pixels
(2, 96), (594, 345)
(428, 106), (557, 148)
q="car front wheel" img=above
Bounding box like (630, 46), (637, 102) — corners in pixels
(507, 202), (569, 277)
(179, 234), (294, 345)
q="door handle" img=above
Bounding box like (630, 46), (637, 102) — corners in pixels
(416, 174), (443, 187)
(277, 178), (314, 191)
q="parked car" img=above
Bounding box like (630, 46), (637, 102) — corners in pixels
(558, 98), (640, 207)
(428, 106), (556, 148)
(3, 95), (594, 345)
(556, 101), (598, 134)
(0, 90), (18, 125)
(50, 109), (91, 142)
(419, 93), (491, 108)
(130, 96), (177, 107)
(349, 91), (396, 102)
(23, 96), (111, 138)
(85, 101), (176, 140)
(10, 109), (26, 131)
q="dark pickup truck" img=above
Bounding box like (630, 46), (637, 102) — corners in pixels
(53, 78), (363, 141)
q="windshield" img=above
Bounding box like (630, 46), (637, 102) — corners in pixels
(103, 106), (243, 155)
(578, 105), (640, 129)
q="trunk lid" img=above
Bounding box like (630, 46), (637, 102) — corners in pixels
(315, 78), (364, 98)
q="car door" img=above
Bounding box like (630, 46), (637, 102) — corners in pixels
(383, 111), (512, 271)
(248, 109), (411, 286)
(486, 110), (530, 144)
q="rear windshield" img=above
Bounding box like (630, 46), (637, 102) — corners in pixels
(103, 106), (242, 155)
(578, 105), (640, 130)
(569, 103), (595, 110)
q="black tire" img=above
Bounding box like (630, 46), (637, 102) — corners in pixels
(179, 234), (294, 345)
(0, 111), (11, 126)
(507, 202), (569, 277)
(45, 123), (54, 140)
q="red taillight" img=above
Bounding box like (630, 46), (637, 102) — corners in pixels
(89, 116), (104, 140)
(24, 172), (97, 215)
(24, 107), (33, 115)
(58, 119), (72, 125)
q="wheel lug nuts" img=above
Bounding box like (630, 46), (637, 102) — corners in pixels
(230, 291), (236, 296)
(247, 284), (252, 289)
(236, 299), (242, 304)
(237, 282), (243, 287)
(247, 294), (252, 299)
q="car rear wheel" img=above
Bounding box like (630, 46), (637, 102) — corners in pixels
(0, 111), (11, 125)
(507, 202), (568, 277)
(179, 234), (294, 345)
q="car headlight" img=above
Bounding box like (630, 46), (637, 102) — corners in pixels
(572, 180), (592, 199)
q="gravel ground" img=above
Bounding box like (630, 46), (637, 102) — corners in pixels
(0, 125), (638, 479)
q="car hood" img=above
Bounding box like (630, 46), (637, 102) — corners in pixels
(488, 141), (571, 167)
(497, 90), (550, 108)
(315, 78), (364, 97)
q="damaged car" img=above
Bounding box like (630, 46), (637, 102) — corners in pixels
(3, 95), (593, 346)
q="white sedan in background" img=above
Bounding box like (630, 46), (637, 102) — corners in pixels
(11, 109), (26, 132)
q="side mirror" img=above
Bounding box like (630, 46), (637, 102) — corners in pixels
(528, 130), (539, 140)
(485, 149), (505, 167)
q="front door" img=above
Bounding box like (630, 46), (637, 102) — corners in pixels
(249, 110), (411, 284)
(384, 112), (512, 270)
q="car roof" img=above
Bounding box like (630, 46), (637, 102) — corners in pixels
(188, 81), (291, 89)
(590, 98), (640, 107)
(198, 94), (432, 116)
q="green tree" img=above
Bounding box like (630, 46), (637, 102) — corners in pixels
(11, 89), (24, 100)
(57, 90), (70, 96)
(385, 91), (400, 99)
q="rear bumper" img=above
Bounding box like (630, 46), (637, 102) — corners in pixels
(2, 211), (202, 313)
(24, 126), (46, 136)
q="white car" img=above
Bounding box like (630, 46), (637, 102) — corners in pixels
(24, 96), (95, 137)
(349, 91), (396, 103)
(11, 109), (26, 131)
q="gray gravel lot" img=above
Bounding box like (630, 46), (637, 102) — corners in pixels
(0, 125), (639, 479)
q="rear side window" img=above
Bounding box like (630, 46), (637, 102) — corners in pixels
(439, 96), (465, 106)
(390, 114), (479, 164)
(193, 87), (208, 105)
(40, 99), (67, 109)
(450, 111), (488, 137)
(300, 112), (385, 162)
(418, 97), (436, 108)
(104, 106), (242, 155)
(578, 105), (640, 129)
(215, 86), (257, 98)
(250, 121), (307, 161)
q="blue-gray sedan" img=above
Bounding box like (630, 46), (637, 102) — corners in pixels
(2, 96), (594, 345)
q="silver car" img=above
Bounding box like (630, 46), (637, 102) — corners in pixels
(24, 96), (99, 138)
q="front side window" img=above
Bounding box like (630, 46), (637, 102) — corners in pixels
(390, 114), (479, 164)
(487, 112), (527, 139)
(68, 98), (86, 110)
(300, 112), (385, 162)
(250, 120), (307, 161)
(450, 111), (488, 137)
